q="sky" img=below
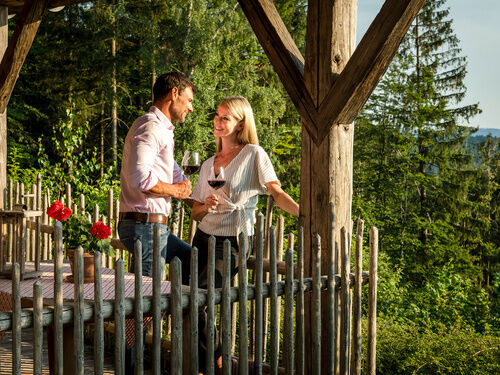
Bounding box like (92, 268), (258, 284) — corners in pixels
(357, 0), (500, 129)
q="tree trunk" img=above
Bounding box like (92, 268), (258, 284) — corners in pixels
(111, 24), (117, 166)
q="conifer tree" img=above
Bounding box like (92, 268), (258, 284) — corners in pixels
(354, 0), (482, 283)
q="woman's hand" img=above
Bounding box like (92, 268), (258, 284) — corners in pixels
(192, 194), (219, 221)
(204, 194), (219, 211)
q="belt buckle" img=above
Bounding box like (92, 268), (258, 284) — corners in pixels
(145, 212), (150, 223)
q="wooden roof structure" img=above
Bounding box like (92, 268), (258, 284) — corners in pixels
(0, 1), (426, 373)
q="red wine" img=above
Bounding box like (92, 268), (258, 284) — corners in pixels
(182, 165), (200, 175)
(208, 180), (226, 189)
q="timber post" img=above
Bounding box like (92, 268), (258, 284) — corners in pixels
(301, 1), (356, 373)
(0, 6), (7, 209)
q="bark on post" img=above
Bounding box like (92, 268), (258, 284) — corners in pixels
(301, 1), (356, 374)
(0, 7), (7, 209)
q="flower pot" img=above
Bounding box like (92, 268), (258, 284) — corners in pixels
(66, 248), (95, 283)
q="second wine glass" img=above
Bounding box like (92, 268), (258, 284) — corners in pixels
(181, 151), (200, 179)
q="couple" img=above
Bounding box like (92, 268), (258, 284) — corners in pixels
(118, 71), (299, 371)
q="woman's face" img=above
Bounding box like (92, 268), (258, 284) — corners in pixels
(213, 104), (242, 139)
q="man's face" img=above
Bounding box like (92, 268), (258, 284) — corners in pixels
(170, 86), (194, 123)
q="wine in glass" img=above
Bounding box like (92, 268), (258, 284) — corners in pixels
(208, 166), (226, 211)
(208, 166), (226, 190)
(181, 151), (200, 178)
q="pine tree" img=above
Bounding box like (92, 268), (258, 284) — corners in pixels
(354, 0), (482, 284)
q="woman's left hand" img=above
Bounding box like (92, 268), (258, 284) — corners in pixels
(204, 194), (219, 212)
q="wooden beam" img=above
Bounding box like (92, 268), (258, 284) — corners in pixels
(0, 1), (88, 15)
(237, 0), (319, 143)
(316, 0), (426, 140)
(0, 6), (7, 209)
(0, 0), (48, 114)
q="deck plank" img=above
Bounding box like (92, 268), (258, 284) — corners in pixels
(0, 328), (114, 374)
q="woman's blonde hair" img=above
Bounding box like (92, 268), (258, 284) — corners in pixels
(216, 96), (259, 152)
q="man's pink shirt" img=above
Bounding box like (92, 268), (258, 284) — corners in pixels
(119, 106), (185, 216)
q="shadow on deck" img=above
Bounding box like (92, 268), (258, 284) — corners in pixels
(0, 328), (115, 374)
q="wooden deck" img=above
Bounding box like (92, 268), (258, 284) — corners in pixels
(0, 328), (115, 374)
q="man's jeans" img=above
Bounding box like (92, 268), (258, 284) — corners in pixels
(118, 219), (191, 283)
(118, 219), (191, 374)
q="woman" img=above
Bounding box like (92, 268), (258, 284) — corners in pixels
(191, 95), (299, 371)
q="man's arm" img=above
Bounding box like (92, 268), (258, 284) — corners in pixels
(145, 179), (192, 199)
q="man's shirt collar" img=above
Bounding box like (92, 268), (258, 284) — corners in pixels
(149, 106), (174, 130)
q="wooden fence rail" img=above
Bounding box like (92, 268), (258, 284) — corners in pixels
(0, 177), (378, 374)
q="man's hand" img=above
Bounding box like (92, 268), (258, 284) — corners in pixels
(146, 179), (192, 198)
(171, 180), (192, 199)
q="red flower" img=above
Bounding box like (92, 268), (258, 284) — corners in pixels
(47, 201), (72, 221)
(91, 221), (112, 240)
(47, 201), (63, 219)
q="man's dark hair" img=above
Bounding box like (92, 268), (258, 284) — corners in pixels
(153, 71), (197, 102)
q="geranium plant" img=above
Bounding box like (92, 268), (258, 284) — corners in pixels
(47, 201), (115, 256)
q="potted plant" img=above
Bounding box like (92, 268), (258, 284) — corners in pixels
(47, 200), (115, 282)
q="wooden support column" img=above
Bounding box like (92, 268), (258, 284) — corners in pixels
(0, 6), (7, 209)
(301, 1), (356, 374)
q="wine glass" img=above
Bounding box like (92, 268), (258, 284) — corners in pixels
(208, 166), (226, 211)
(181, 151), (200, 179)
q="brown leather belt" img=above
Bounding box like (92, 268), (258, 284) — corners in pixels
(119, 212), (168, 225)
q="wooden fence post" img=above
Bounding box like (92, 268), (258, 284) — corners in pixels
(134, 239), (144, 374)
(351, 219), (364, 375)
(94, 251), (104, 375)
(238, 233), (249, 374)
(367, 227), (378, 375)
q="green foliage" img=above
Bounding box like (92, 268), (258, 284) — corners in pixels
(373, 318), (500, 375)
(63, 214), (114, 256)
(6, 0), (500, 364)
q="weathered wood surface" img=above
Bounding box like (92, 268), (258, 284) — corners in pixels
(367, 227), (379, 375)
(0, 0), (48, 114)
(0, 7), (6, 209)
(74, 246), (84, 375)
(152, 225), (162, 375)
(339, 228), (351, 375)
(317, 0), (427, 139)
(302, 0), (357, 372)
(114, 259), (125, 375)
(351, 219), (364, 375)
(221, 240), (231, 375)
(205, 236), (216, 375)
(237, 0), (318, 143)
(134, 241), (144, 375)
(326, 204), (337, 375)
(311, 234), (321, 375)
(238, 234), (249, 375)
(0, 328), (115, 375)
(53, 222), (63, 375)
(284, 249), (294, 375)
(33, 282), (43, 375)
(93, 251), (104, 375)
(170, 258), (182, 375)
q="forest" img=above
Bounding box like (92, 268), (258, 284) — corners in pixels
(5, 0), (499, 373)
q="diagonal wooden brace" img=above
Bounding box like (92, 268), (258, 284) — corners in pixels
(238, 0), (319, 143)
(316, 0), (426, 141)
(0, 0), (49, 114)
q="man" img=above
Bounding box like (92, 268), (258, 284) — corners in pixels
(118, 71), (195, 283)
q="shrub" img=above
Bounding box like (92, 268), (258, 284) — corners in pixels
(370, 318), (500, 375)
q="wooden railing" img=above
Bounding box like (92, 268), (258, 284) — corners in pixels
(0, 175), (378, 374)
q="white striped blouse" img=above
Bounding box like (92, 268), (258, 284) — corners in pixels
(191, 144), (280, 237)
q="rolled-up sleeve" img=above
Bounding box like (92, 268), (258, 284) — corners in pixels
(172, 161), (187, 183)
